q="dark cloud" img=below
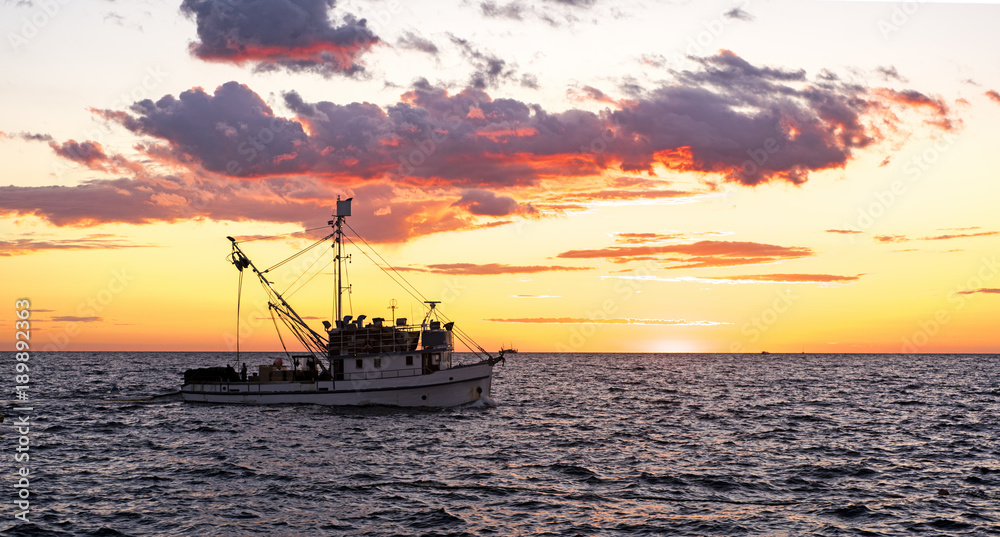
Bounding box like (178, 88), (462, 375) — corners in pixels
(986, 90), (1000, 104)
(723, 7), (753, 21)
(179, 0), (378, 76)
(956, 288), (1000, 295)
(0, 236), (154, 256)
(451, 189), (529, 216)
(49, 140), (109, 166)
(520, 73), (539, 89)
(1, 131), (54, 142)
(101, 82), (310, 177)
(874, 235), (909, 243)
(0, 176), (495, 244)
(876, 65), (904, 82)
(396, 31), (438, 55)
(94, 53), (957, 192)
(51, 316), (102, 322)
(450, 36), (517, 90)
(480, 1), (525, 20)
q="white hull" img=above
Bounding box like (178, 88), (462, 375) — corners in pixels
(181, 362), (492, 407)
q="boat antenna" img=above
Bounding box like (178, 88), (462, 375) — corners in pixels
(329, 196), (353, 325)
(388, 298), (398, 326)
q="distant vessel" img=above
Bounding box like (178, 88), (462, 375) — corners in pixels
(181, 198), (506, 407)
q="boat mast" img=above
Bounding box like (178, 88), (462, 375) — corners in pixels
(330, 197), (353, 325)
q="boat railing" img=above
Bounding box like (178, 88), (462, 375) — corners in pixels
(328, 326), (420, 356)
(344, 368), (422, 381)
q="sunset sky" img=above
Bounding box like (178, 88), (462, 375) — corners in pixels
(2, 0), (999, 353)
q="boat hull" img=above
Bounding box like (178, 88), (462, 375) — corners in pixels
(180, 362), (492, 407)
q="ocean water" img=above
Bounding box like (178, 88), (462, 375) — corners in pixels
(3, 352), (1000, 536)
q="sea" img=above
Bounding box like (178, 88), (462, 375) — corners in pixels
(2, 352), (999, 536)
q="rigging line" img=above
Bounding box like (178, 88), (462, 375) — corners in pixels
(282, 246), (331, 296)
(235, 268), (243, 369)
(341, 230), (491, 359)
(344, 222), (430, 304)
(269, 305), (294, 361)
(341, 223), (491, 354)
(343, 235), (425, 307)
(342, 223), (469, 334)
(287, 255), (336, 299)
(263, 232), (335, 273)
(273, 298), (328, 350)
(272, 302), (325, 357)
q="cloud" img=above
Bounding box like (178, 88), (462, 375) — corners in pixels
(179, 0), (378, 76)
(484, 317), (730, 326)
(2, 131), (54, 142)
(723, 7), (753, 21)
(956, 288), (1000, 295)
(703, 273), (862, 283)
(613, 232), (685, 244)
(922, 231), (997, 240)
(100, 81), (310, 177)
(609, 273), (861, 284)
(0, 236), (154, 256)
(51, 316), (102, 323)
(49, 140), (109, 166)
(480, 1), (525, 20)
(876, 66), (904, 82)
(607, 51), (956, 185)
(450, 35), (517, 90)
(396, 31), (438, 55)
(510, 294), (560, 298)
(451, 189), (533, 216)
(402, 263), (592, 275)
(557, 240), (813, 268)
(0, 177), (501, 243)
(874, 231), (997, 243)
(986, 90), (1000, 104)
(826, 229), (863, 234)
(874, 234), (909, 243)
(97, 52), (956, 191)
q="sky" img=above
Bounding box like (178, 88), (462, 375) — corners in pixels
(2, 0), (999, 353)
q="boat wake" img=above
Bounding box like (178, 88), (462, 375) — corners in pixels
(463, 395), (499, 409)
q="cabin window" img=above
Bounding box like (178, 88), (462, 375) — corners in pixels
(374, 358), (382, 368)
(355, 359), (363, 369)
(405, 355), (413, 366)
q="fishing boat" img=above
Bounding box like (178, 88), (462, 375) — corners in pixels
(181, 197), (505, 407)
